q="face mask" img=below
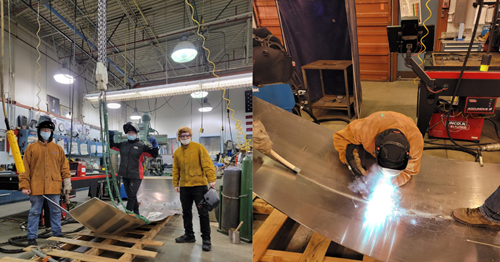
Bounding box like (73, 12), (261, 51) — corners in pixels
(180, 139), (191, 145)
(40, 131), (51, 141)
(127, 135), (137, 141)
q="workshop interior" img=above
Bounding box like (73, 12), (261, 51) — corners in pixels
(252, 0), (500, 261)
(0, 0), (253, 261)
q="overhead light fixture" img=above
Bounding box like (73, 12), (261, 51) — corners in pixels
(54, 61), (75, 84)
(84, 73), (252, 102)
(130, 108), (141, 120)
(198, 98), (213, 112)
(171, 35), (197, 63)
(66, 112), (72, 118)
(107, 102), (121, 109)
(191, 91), (208, 98)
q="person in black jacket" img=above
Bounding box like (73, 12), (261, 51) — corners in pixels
(109, 122), (159, 215)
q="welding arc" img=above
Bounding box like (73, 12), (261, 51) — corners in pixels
(185, 0), (251, 151)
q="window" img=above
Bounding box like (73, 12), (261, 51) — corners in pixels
(200, 136), (221, 155)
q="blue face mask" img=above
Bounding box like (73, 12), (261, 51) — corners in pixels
(40, 131), (51, 141)
(127, 135), (137, 141)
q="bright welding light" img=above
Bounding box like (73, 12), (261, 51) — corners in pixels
(364, 176), (399, 224)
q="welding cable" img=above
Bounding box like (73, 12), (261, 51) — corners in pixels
(35, 3), (42, 118)
(414, 0), (433, 85)
(445, 0), (485, 163)
(423, 146), (478, 158)
(98, 93), (150, 224)
(485, 118), (500, 141)
(185, 0), (251, 151)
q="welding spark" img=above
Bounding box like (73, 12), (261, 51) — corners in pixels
(364, 175), (400, 224)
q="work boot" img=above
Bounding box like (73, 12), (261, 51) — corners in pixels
(27, 238), (38, 246)
(175, 234), (196, 243)
(202, 239), (212, 251)
(452, 207), (500, 230)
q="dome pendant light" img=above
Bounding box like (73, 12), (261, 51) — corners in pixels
(171, 35), (198, 63)
(54, 61), (75, 84)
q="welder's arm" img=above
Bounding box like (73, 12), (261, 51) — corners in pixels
(345, 144), (368, 177)
(253, 120), (273, 155)
(393, 135), (423, 187)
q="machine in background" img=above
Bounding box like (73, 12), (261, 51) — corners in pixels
(387, 17), (500, 143)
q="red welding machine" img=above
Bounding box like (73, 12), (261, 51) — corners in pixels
(428, 113), (484, 142)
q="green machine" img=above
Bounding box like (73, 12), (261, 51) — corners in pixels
(110, 113), (169, 176)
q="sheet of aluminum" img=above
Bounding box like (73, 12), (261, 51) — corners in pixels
(69, 198), (147, 235)
(70, 177), (181, 234)
(136, 176), (182, 222)
(253, 97), (500, 262)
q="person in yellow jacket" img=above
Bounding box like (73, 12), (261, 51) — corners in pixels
(333, 111), (424, 188)
(18, 120), (71, 246)
(172, 126), (216, 251)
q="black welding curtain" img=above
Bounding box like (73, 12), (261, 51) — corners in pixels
(277, 0), (354, 103)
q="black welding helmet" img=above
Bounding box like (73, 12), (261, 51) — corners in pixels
(123, 122), (140, 134)
(197, 188), (220, 212)
(36, 120), (55, 143)
(374, 129), (411, 170)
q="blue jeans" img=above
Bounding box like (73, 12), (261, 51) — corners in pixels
(480, 186), (500, 223)
(27, 195), (62, 239)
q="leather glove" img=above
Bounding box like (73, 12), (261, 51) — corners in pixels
(63, 178), (72, 194)
(253, 120), (273, 155)
(392, 172), (411, 187)
(345, 144), (367, 177)
(148, 136), (158, 148)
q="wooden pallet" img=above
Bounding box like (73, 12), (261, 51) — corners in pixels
(24, 215), (175, 262)
(253, 198), (382, 262)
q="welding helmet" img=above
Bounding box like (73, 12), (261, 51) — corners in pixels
(36, 120), (55, 143)
(197, 188), (220, 213)
(123, 122), (140, 134)
(374, 129), (410, 171)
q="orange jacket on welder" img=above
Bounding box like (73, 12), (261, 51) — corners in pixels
(18, 141), (71, 195)
(333, 111), (424, 186)
(172, 142), (216, 187)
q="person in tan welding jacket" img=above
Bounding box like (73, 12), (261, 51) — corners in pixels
(333, 111), (424, 187)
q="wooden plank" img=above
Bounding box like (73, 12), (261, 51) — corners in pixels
(138, 224), (156, 229)
(262, 250), (361, 262)
(123, 230), (153, 236)
(253, 209), (288, 262)
(48, 237), (157, 258)
(298, 232), (331, 262)
(362, 256), (382, 262)
(74, 232), (164, 246)
(0, 257), (32, 262)
(118, 215), (174, 261)
(253, 199), (275, 214)
(24, 247), (119, 262)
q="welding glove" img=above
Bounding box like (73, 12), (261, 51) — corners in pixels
(345, 144), (368, 178)
(392, 172), (411, 187)
(63, 178), (72, 195)
(253, 120), (273, 155)
(108, 130), (115, 141)
(148, 136), (159, 148)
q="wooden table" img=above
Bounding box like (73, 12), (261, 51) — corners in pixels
(301, 60), (353, 119)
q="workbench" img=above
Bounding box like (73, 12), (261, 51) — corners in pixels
(301, 60), (354, 119)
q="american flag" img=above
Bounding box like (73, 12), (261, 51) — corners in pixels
(245, 90), (252, 133)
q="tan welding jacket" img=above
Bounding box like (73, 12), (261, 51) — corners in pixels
(172, 142), (216, 187)
(19, 141), (71, 195)
(333, 111), (424, 186)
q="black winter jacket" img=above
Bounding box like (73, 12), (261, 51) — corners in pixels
(110, 138), (159, 179)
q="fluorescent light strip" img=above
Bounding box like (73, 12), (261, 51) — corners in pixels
(84, 73), (252, 102)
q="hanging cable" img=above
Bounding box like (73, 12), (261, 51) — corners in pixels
(35, 4), (42, 118)
(185, 0), (250, 151)
(414, 0), (432, 85)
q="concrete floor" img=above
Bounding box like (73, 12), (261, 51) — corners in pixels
(0, 190), (251, 261)
(303, 80), (500, 163)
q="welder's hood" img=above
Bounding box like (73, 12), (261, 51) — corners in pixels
(375, 129), (410, 170)
(36, 120), (55, 143)
(253, 27), (294, 87)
